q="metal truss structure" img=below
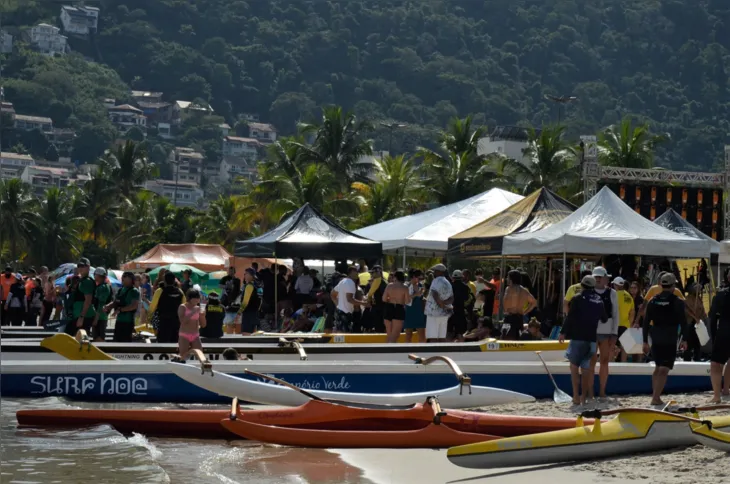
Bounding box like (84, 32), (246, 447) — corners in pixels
(581, 137), (730, 239)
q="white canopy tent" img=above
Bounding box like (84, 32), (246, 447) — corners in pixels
(354, 188), (524, 258)
(503, 186), (713, 258)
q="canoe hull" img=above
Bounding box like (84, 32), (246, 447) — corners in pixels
(0, 360), (714, 403)
(167, 362), (535, 408)
(16, 409), (232, 439)
(1, 333), (567, 362)
(220, 419), (498, 448)
(447, 412), (730, 469)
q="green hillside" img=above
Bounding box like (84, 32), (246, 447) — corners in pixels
(9, 0), (730, 169)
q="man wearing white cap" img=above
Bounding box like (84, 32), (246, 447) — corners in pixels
(613, 277), (635, 362)
(424, 264), (453, 342)
(588, 266), (619, 401)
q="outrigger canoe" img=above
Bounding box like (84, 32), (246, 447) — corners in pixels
(16, 397), (586, 447)
(219, 396), (586, 448)
(168, 357), (536, 408)
(447, 407), (730, 469)
(1, 333), (568, 362)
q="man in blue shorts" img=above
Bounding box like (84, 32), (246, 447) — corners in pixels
(559, 275), (608, 406)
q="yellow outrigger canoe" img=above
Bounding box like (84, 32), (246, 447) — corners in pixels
(448, 408), (730, 469)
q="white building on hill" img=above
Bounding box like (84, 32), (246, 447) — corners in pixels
(30, 23), (67, 56)
(477, 125), (535, 166)
(60, 5), (99, 35)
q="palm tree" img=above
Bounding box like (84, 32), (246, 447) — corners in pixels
(197, 196), (244, 248)
(250, 161), (355, 223)
(0, 178), (38, 262)
(79, 169), (121, 243)
(36, 187), (84, 267)
(502, 125), (578, 194)
(351, 155), (422, 225)
(101, 140), (157, 200)
(417, 116), (492, 205)
(296, 106), (374, 184)
(114, 189), (158, 254)
(598, 117), (667, 168)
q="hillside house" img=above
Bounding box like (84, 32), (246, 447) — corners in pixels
(30, 23), (67, 56)
(60, 5), (99, 35)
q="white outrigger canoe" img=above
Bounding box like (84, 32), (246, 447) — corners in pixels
(168, 358), (535, 408)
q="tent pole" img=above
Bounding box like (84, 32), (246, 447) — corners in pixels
(561, 252), (567, 317)
(274, 254), (278, 328)
(498, 257), (505, 320)
(402, 249), (406, 269)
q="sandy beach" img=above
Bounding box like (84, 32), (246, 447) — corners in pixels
(333, 391), (729, 484)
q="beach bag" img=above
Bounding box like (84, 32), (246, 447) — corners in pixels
(311, 316), (325, 333)
(695, 319), (711, 346)
(619, 328), (644, 354)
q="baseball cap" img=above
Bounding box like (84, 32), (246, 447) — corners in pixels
(4, 265), (11, 272)
(660, 273), (677, 287)
(77, 257), (91, 267)
(452, 270), (463, 279)
(592, 266), (610, 278)
(581, 275), (596, 288)
(369, 264), (383, 272)
(244, 267), (256, 275)
(430, 263), (448, 273)
(612, 276), (626, 286)
(183, 268), (192, 274)
(94, 267), (107, 277)
(15, 273), (23, 280)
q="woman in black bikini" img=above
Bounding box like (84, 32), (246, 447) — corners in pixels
(383, 270), (411, 343)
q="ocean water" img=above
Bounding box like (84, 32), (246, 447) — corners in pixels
(0, 398), (371, 484)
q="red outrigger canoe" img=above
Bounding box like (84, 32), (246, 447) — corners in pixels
(17, 398), (588, 447)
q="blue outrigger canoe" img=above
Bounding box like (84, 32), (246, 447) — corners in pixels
(0, 360), (712, 403)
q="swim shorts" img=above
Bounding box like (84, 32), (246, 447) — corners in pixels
(566, 340), (597, 369)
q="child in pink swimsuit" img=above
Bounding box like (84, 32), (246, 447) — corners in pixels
(177, 289), (206, 359)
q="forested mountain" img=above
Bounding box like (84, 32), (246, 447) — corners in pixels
(10, 0), (730, 170)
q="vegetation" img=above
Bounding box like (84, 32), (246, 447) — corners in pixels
(0, 1), (720, 267)
(5, 0), (730, 171)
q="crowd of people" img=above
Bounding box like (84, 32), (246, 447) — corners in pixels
(4, 255), (730, 405)
(560, 265), (730, 407)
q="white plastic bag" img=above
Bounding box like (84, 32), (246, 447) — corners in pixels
(695, 320), (711, 346)
(619, 327), (644, 354)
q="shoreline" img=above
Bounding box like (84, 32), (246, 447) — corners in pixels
(331, 448), (633, 484)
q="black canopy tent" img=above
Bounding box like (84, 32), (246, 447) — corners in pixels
(234, 203), (382, 260)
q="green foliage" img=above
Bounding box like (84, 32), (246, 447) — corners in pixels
(418, 116), (493, 205)
(503, 125), (578, 194)
(598, 117), (668, 169)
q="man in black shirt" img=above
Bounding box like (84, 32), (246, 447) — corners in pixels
(449, 270), (474, 340)
(709, 268), (730, 403)
(559, 275), (607, 405)
(643, 273), (686, 406)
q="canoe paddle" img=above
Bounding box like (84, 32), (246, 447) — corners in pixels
(535, 351), (573, 404)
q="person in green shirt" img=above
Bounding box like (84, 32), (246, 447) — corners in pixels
(68, 257), (96, 337)
(106, 271), (140, 342)
(91, 267), (113, 342)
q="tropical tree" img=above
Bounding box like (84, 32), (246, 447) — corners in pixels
(101, 140), (157, 201)
(502, 125), (578, 194)
(296, 106), (373, 184)
(35, 187), (84, 267)
(352, 154), (422, 225)
(598, 117), (668, 168)
(197, 195), (246, 249)
(114, 189), (158, 255)
(0, 178), (37, 263)
(417, 116), (492, 205)
(79, 167), (121, 243)
(250, 161), (354, 222)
